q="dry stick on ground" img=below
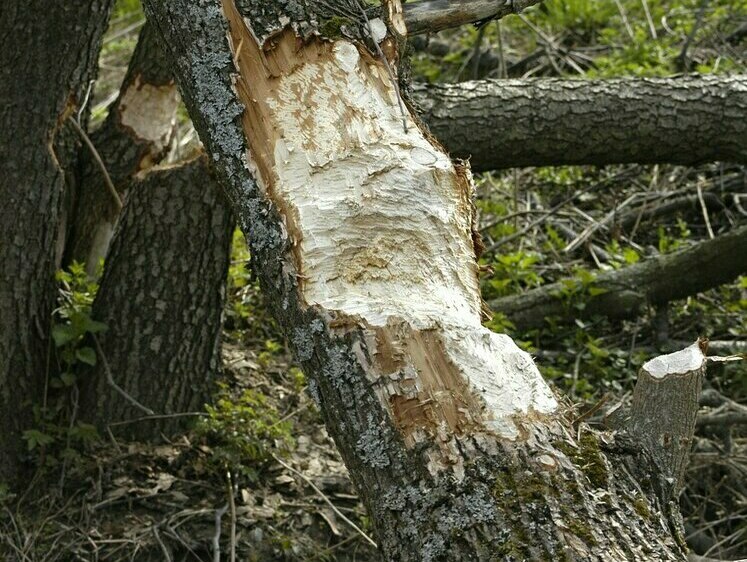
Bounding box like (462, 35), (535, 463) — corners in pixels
(272, 454), (377, 549)
(212, 503), (228, 562)
(91, 334), (155, 416)
(490, 224), (747, 330)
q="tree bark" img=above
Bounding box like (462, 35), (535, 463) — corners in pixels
(64, 22), (179, 274)
(413, 76), (747, 172)
(489, 224), (747, 331)
(628, 341), (705, 507)
(400, 0), (543, 35)
(0, 0), (114, 485)
(81, 158), (233, 439)
(143, 1), (695, 558)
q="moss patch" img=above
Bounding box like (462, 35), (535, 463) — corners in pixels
(555, 432), (609, 489)
(319, 16), (352, 39)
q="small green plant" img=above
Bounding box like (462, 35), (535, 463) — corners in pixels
(484, 251), (544, 299)
(657, 218), (690, 254)
(50, 262), (106, 389)
(197, 385), (294, 482)
(22, 262), (104, 468)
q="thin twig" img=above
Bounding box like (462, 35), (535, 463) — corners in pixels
(68, 117), (123, 211)
(613, 0), (635, 40)
(92, 334), (155, 416)
(677, 0), (708, 70)
(152, 525), (173, 562)
(272, 454), (377, 548)
(697, 183), (715, 239)
(227, 472), (236, 562)
(212, 503), (228, 562)
(640, 0), (658, 39)
(108, 412), (205, 427)
(486, 182), (598, 253)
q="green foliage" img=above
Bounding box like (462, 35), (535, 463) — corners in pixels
(22, 262), (104, 468)
(196, 385), (294, 482)
(484, 251), (544, 299)
(225, 230), (282, 345)
(51, 262), (106, 390)
(112, 0), (143, 21)
(657, 218), (691, 253)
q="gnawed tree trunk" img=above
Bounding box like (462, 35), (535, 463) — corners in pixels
(413, 76), (747, 172)
(143, 1), (696, 558)
(0, 0), (114, 485)
(628, 341), (706, 508)
(80, 158), (232, 439)
(64, 22), (179, 274)
(490, 224), (747, 331)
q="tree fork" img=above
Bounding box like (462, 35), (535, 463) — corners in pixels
(143, 1), (693, 558)
(64, 22), (180, 274)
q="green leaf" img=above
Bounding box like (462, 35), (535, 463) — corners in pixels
(75, 346), (97, 366)
(60, 372), (76, 386)
(51, 324), (76, 347)
(82, 317), (108, 334)
(22, 429), (54, 451)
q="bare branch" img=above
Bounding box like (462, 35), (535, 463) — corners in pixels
(402, 0), (542, 35)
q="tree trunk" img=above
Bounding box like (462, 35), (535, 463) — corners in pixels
(0, 0), (114, 485)
(143, 1), (695, 558)
(64, 22), (179, 274)
(413, 76), (747, 171)
(81, 158), (233, 440)
(490, 223), (747, 331)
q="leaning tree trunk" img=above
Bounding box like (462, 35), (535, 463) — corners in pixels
(143, 1), (696, 559)
(80, 158), (233, 440)
(64, 22), (179, 274)
(413, 76), (747, 172)
(0, 0), (114, 485)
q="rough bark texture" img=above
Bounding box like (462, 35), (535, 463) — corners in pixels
(628, 341), (705, 507)
(401, 0), (543, 35)
(490, 224), (747, 331)
(413, 77), (747, 172)
(64, 22), (179, 274)
(81, 158), (233, 439)
(0, 0), (114, 485)
(143, 1), (692, 559)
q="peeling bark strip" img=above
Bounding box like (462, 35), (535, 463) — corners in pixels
(143, 1), (692, 558)
(0, 0), (115, 484)
(490, 224), (747, 330)
(413, 76), (747, 171)
(65, 23), (179, 273)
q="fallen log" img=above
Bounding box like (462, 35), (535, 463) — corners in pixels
(489, 224), (747, 330)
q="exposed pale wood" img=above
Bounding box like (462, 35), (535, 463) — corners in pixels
(629, 340), (706, 504)
(142, 1), (693, 558)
